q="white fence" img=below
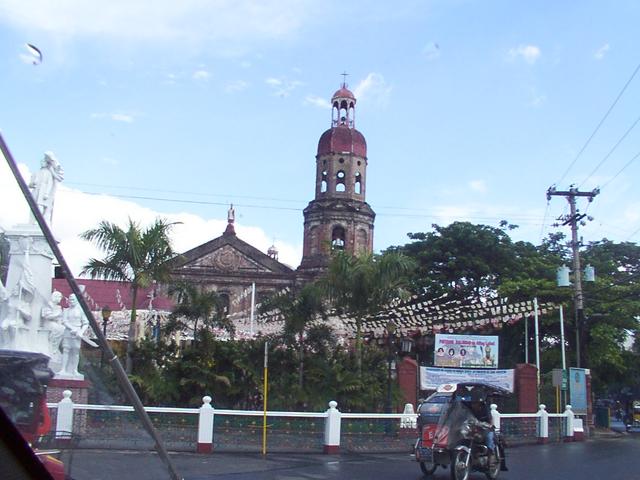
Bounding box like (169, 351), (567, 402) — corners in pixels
(48, 391), (583, 454)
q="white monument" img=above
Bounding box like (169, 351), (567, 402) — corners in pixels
(58, 293), (89, 380)
(0, 151), (93, 379)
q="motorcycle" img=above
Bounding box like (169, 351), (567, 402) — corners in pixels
(0, 349), (68, 479)
(414, 382), (509, 480)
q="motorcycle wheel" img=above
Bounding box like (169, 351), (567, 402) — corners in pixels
(420, 461), (437, 476)
(485, 448), (500, 480)
(450, 450), (470, 480)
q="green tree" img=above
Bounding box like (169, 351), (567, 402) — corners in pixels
(320, 251), (415, 371)
(259, 283), (326, 391)
(81, 218), (178, 373)
(168, 280), (229, 344)
(388, 222), (517, 299)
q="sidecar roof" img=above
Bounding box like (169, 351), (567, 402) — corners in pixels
(436, 382), (510, 399)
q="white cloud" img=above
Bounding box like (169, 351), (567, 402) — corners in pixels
(507, 44), (541, 64)
(304, 95), (331, 109)
(469, 180), (487, 193)
(0, 161), (302, 277)
(225, 80), (250, 93)
(192, 69), (211, 81)
(90, 112), (135, 123)
(353, 73), (392, 107)
(0, 0), (312, 47)
(265, 77), (303, 97)
(594, 43), (610, 60)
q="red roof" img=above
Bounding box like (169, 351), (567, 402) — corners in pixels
(332, 87), (356, 100)
(51, 278), (174, 312)
(317, 126), (367, 157)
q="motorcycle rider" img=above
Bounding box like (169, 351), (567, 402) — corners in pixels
(467, 390), (508, 471)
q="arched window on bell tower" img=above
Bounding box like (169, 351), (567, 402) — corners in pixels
(336, 170), (346, 192)
(321, 170), (328, 193)
(354, 172), (362, 194)
(331, 226), (346, 250)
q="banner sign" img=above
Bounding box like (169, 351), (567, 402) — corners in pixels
(420, 367), (515, 392)
(434, 334), (499, 368)
(569, 368), (587, 414)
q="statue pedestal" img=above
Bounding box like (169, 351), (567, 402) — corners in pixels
(47, 378), (91, 435)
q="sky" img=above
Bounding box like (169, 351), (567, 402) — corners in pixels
(1, 0), (639, 276)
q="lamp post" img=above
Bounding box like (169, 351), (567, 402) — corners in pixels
(101, 305), (112, 367)
(385, 321), (397, 415)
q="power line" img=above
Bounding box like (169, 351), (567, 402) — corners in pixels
(600, 149), (640, 190)
(556, 60), (640, 186)
(579, 112), (640, 188)
(66, 189), (548, 224)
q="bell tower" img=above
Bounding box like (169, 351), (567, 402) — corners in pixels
(298, 81), (376, 277)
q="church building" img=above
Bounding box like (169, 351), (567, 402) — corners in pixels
(168, 82), (376, 315)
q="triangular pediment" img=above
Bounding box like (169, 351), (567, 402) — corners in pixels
(169, 232), (294, 275)
(190, 244), (269, 273)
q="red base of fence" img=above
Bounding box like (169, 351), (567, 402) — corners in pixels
(537, 437), (548, 444)
(563, 436), (575, 442)
(574, 431), (585, 441)
(323, 445), (339, 454)
(197, 443), (213, 453)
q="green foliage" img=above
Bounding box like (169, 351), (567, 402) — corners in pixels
(81, 217), (178, 373)
(168, 280), (231, 343)
(319, 250), (415, 371)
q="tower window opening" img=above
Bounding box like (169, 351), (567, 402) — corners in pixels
(355, 172), (362, 194)
(321, 170), (328, 193)
(331, 226), (346, 250)
(336, 170), (346, 192)
(339, 158), (344, 163)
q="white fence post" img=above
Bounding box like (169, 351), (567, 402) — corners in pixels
(490, 403), (500, 432)
(564, 404), (575, 442)
(197, 396), (214, 453)
(537, 404), (549, 443)
(400, 403), (417, 429)
(55, 390), (74, 439)
(323, 400), (341, 454)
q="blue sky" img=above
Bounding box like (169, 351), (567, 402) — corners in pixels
(1, 0), (639, 275)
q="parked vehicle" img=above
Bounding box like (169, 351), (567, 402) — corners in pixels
(414, 382), (509, 480)
(625, 400), (640, 431)
(0, 349), (66, 480)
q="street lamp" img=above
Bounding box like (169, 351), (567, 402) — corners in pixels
(385, 321), (397, 415)
(101, 305), (112, 367)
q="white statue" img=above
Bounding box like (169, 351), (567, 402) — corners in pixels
(59, 294), (88, 378)
(0, 282), (34, 349)
(42, 291), (65, 362)
(28, 151), (64, 223)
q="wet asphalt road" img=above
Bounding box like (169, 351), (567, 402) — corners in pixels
(69, 435), (640, 480)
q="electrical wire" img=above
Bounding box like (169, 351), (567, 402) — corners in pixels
(600, 149), (640, 190)
(66, 189), (547, 224)
(579, 112), (640, 188)
(556, 60), (640, 186)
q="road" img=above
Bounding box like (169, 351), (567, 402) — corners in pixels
(69, 435), (640, 480)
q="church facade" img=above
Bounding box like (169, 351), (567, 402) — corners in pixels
(169, 83), (376, 315)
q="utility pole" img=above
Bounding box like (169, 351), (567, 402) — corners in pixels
(547, 186), (599, 368)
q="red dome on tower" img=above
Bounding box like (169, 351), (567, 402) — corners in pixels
(317, 126), (367, 157)
(332, 86), (356, 100)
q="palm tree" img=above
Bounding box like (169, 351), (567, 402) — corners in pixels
(168, 280), (227, 343)
(260, 283), (325, 389)
(81, 218), (178, 373)
(320, 250), (416, 372)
